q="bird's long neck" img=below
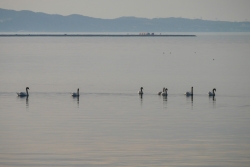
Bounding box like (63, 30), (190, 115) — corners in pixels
(77, 89), (79, 95)
(191, 87), (193, 95)
(26, 89), (29, 96)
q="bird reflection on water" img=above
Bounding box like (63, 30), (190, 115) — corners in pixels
(139, 94), (143, 106)
(209, 95), (216, 108)
(163, 95), (167, 102)
(186, 95), (193, 101)
(17, 95), (29, 108)
(162, 95), (167, 108)
(210, 95), (216, 101)
(186, 95), (193, 108)
(72, 96), (79, 107)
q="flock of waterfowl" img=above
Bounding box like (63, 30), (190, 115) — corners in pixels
(139, 86), (216, 96)
(17, 87), (216, 97)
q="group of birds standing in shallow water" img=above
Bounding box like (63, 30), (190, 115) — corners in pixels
(17, 87), (216, 97)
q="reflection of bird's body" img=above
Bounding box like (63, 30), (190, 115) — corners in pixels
(208, 88), (216, 96)
(162, 88), (168, 96)
(185, 87), (193, 96)
(17, 87), (29, 97)
(72, 88), (80, 97)
(138, 87), (143, 95)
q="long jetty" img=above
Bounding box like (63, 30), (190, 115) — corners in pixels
(0, 34), (196, 37)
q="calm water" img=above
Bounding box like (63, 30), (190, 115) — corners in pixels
(0, 34), (250, 166)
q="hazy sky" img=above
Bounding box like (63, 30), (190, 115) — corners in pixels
(0, 0), (250, 21)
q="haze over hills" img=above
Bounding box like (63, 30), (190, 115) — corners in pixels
(0, 8), (250, 32)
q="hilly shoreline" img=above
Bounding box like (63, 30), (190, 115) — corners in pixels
(0, 8), (250, 32)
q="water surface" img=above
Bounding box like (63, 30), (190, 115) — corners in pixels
(0, 34), (250, 166)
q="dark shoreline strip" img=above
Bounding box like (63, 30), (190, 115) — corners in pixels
(0, 34), (196, 37)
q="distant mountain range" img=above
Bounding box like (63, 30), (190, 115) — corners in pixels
(1, 8), (250, 32)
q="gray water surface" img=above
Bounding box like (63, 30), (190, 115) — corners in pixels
(0, 34), (250, 166)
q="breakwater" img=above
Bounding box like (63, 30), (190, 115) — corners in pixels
(0, 34), (196, 37)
